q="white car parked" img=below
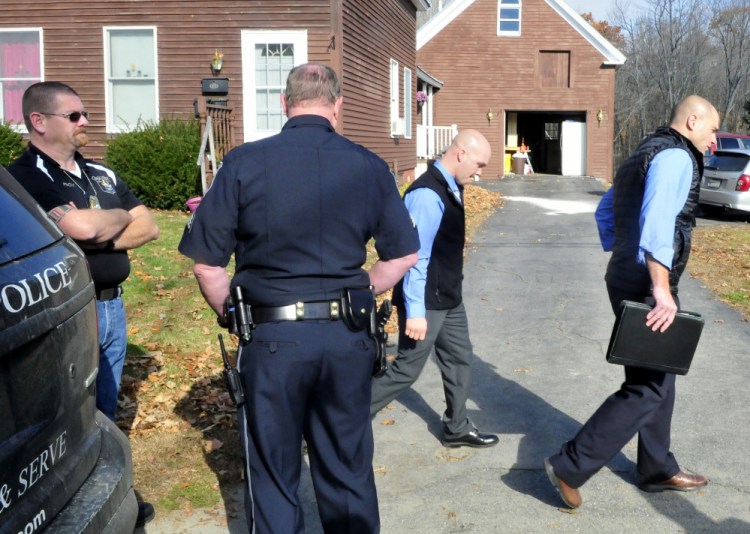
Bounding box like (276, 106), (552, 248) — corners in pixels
(700, 149), (750, 214)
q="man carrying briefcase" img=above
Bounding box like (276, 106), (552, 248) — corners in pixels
(545, 95), (719, 509)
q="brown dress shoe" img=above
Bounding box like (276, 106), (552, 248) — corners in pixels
(544, 457), (582, 508)
(639, 471), (708, 493)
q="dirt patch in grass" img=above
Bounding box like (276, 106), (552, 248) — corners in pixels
(689, 224), (750, 320)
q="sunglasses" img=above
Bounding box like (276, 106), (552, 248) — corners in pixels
(41, 110), (89, 122)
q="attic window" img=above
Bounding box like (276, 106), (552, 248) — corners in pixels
(498, 0), (521, 36)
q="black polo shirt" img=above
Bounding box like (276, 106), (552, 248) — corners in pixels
(9, 144), (142, 290)
(179, 114), (419, 307)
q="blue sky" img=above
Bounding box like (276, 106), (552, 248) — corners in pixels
(565, 0), (645, 21)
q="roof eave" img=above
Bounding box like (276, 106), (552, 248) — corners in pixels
(417, 66), (444, 88)
(411, 0), (432, 11)
(417, 0), (477, 50)
(548, 0), (627, 65)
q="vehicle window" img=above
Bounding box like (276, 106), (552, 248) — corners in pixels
(0, 168), (60, 264)
(705, 152), (750, 172)
(719, 138), (741, 150)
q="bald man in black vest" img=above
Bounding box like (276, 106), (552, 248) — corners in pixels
(371, 129), (499, 449)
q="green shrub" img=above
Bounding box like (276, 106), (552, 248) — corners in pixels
(0, 122), (26, 167)
(104, 117), (202, 210)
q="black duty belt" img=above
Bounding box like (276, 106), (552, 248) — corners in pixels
(252, 300), (340, 323)
(96, 286), (123, 301)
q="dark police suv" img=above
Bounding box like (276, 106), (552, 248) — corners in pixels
(0, 165), (137, 533)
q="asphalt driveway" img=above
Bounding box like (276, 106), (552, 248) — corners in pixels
(143, 174), (750, 533)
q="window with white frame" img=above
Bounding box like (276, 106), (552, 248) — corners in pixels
(498, 0), (521, 36)
(0, 28), (43, 128)
(104, 27), (158, 132)
(241, 30), (307, 142)
(403, 67), (412, 139)
(390, 59), (400, 136)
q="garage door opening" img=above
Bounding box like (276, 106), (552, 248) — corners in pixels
(506, 111), (587, 175)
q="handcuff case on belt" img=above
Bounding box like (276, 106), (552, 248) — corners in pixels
(340, 287), (375, 332)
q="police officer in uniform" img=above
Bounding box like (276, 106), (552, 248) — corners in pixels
(179, 63), (419, 533)
(10, 81), (159, 527)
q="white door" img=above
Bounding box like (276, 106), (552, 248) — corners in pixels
(561, 120), (586, 175)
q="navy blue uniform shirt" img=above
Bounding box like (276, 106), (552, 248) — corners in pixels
(179, 115), (419, 306)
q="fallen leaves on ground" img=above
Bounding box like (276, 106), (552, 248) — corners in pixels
(691, 225), (750, 320)
(122, 185), (505, 506)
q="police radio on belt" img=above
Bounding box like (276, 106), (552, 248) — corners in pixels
(218, 334), (245, 406)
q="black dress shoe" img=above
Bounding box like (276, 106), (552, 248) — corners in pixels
(441, 429), (499, 448)
(135, 501), (155, 528)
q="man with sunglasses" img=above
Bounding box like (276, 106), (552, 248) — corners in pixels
(8, 81), (159, 528)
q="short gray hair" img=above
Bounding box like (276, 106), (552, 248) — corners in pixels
(284, 63), (340, 108)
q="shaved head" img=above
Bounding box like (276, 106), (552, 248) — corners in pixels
(670, 95), (714, 126)
(670, 95), (719, 153)
(440, 129), (492, 184)
(451, 129), (491, 155)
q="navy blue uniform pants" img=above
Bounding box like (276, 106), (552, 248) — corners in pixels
(236, 320), (379, 533)
(548, 286), (681, 488)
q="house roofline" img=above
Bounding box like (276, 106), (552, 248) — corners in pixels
(411, 0), (432, 11)
(546, 0), (626, 65)
(417, 0), (477, 50)
(417, 0), (626, 66)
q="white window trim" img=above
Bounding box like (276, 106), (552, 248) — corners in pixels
(390, 59), (400, 137)
(103, 26), (160, 134)
(241, 30), (308, 142)
(403, 67), (412, 139)
(497, 0), (522, 37)
(0, 27), (44, 132)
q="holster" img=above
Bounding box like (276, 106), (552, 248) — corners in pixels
(341, 287), (389, 377)
(340, 287), (375, 332)
(370, 300), (392, 378)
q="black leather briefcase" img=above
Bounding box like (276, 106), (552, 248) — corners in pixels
(606, 300), (704, 375)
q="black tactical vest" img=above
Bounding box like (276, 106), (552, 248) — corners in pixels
(393, 164), (465, 310)
(605, 127), (702, 294)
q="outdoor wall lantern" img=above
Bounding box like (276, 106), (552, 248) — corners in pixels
(486, 108), (494, 125)
(211, 49), (224, 74)
(596, 109), (605, 125)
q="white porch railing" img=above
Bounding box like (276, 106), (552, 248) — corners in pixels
(416, 124), (458, 159)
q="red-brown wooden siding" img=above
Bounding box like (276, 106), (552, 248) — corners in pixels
(418, 0), (617, 180)
(1, 0), (418, 178)
(341, 0), (418, 182)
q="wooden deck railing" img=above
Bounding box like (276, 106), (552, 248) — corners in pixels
(416, 124), (458, 159)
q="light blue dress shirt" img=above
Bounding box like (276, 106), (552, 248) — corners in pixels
(402, 160), (461, 318)
(595, 148), (693, 268)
